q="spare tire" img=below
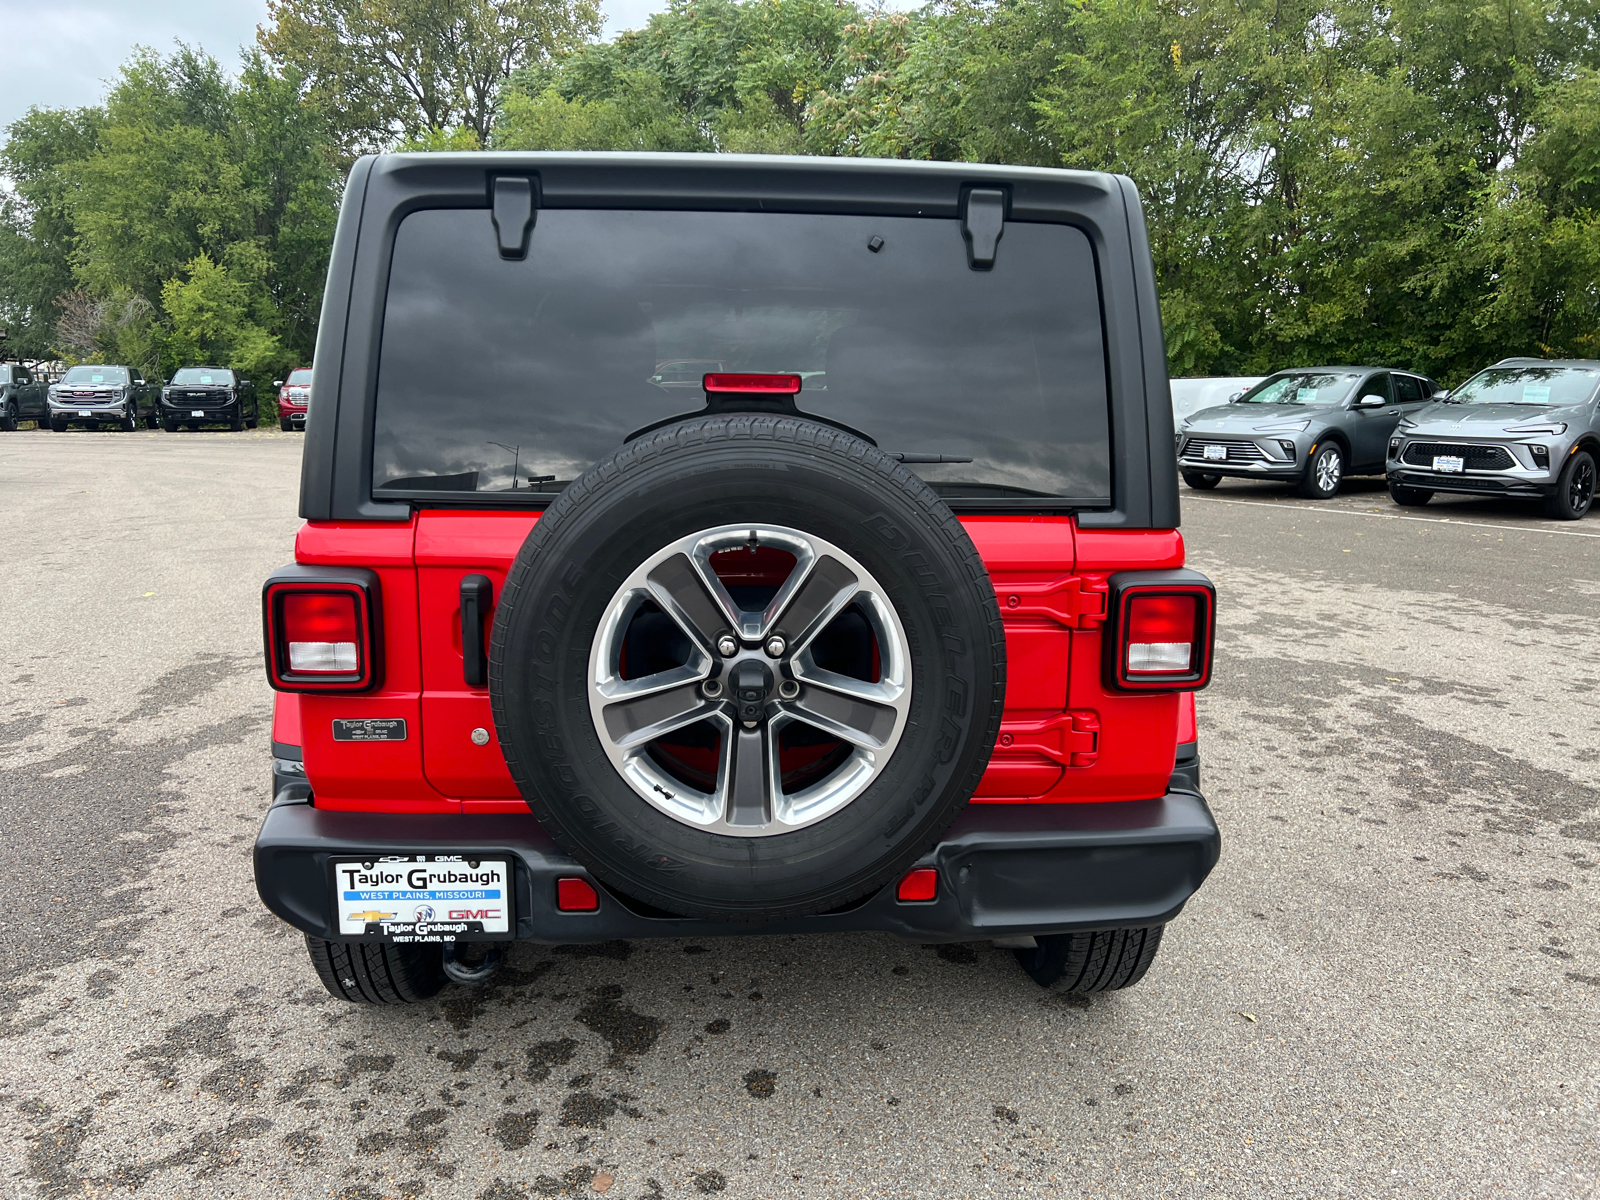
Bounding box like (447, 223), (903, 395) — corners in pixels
(490, 416), (1005, 921)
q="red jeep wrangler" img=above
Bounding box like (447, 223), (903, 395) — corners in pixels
(255, 153), (1218, 1005)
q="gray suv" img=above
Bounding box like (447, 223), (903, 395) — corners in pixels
(1386, 358), (1600, 520)
(1177, 367), (1440, 498)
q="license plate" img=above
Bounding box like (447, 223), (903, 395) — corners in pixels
(333, 855), (511, 941)
(191, 410), (205, 417)
(1433, 455), (1464, 473)
(78, 410), (92, 417)
(1203, 444), (1227, 462)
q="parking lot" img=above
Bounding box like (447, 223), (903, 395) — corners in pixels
(2, 431), (1596, 1199)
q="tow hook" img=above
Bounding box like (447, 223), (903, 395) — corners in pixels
(442, 942), (503, 986)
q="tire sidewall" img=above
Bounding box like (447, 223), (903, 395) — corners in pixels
(491, 419), (1004, 919)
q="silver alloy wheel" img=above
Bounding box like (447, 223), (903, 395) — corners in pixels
(1315, 446), (1342, 492)
(587, 523), (912, 837)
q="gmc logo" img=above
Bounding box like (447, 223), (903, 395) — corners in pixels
(449, 909), (500, 920)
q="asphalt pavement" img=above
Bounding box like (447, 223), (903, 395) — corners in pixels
(2, 435), (1596, 1199)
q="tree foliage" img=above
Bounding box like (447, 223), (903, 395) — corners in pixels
(496, 0), (1600, 380)
(262, 0), (601, 155)
(0, 46), (337, 377)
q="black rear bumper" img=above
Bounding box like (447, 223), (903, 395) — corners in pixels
(255, 789), (1220, 945)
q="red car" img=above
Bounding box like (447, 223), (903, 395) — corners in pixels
(256, 155), (1219, 1006)
(276, 367), (312, 430)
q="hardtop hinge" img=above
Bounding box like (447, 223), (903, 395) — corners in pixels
(492, 176), (538, 260)
(998, 710), (1100, 769)
(993, 575), (1108, 629)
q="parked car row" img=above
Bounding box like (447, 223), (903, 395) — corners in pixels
(1174, 357), (1600, 519)
(0, 362), (313, 433)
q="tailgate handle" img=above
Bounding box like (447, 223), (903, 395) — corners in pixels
(460, 575), (493, 687)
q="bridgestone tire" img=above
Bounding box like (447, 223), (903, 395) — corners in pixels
(1015, 926), (1165, 994)
(304, 935), (447, 1004)
(1180, 470), (1220, 490)
(490, 415), (1006, 922)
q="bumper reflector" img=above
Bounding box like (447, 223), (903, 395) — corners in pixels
(896, 868), (937, 902)
(556, 877), (599, 912)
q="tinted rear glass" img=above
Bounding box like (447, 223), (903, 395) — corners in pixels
(372, 209), (1111, 504)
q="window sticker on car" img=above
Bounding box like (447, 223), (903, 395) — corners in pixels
(1295, 388), (1318, 403)
(1521, 385), (1551, 404)
(332, 718), (408, 742)
(1433, 455), (1464, 473)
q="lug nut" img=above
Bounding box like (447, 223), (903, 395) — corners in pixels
(778, 679), (799, 699)
(764, 635), (787, 658)
(702, 679), (722, 697)
(717, 635), (738, 657)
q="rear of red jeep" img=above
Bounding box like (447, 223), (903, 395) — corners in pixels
(256, 153), (1218, 1004)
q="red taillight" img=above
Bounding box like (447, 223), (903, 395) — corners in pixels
(264, 577), (379, 692)
(703, 373), (802, 395)
(1126, 594), (1198, 674)
(556, 877), (599, 912)
(283, 593), (360, 673)
(1106, 578), (1214, 692)
(896, 868), (938, 902)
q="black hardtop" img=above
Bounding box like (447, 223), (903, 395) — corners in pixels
(300, 151), (1179, 529)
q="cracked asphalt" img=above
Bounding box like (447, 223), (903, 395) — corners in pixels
(2, 434), (1597, 1199)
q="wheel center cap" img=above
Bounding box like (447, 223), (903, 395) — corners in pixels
(729, 658), (775, 726)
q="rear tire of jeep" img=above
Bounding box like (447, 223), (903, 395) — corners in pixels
(490, 415), (1007, 923)
(1015, 926), (1165, 994)
(304, 935), (448, 1004)
(1180, 470), (1221, 490)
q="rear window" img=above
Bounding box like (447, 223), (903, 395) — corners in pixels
(372, 208), (1111, 505)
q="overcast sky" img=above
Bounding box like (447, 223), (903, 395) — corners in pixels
(0, 0), (679, 133)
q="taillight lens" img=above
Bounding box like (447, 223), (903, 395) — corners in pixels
(1106, 578), (1214, 691)
(284, 593), (360, 672)
(1126, 594), (1196, 673)
(264, 579), (379, 692)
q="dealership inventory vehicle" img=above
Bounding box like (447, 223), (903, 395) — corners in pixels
(276, 367), (312, 430)
(160, 366), (258, 431)
(1386, 358), (1600, 519)
(255, 153), (1219, 1005)
(47, 364), (160, 430)
(1177, 367), (1440, 497)
(0, 363), (49, 429)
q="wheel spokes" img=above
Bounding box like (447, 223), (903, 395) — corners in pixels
(768, 555), (859, 656)
(600, 679), (714, 750)
(783, 672), (901, 750)
(646, 554), (736, 654)
(721, 725), (773, 827)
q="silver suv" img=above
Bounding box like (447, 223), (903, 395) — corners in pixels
(1386, 358), (1600, 520)
(1176, 367), (1440, 498)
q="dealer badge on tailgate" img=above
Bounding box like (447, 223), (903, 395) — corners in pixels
(333, 856), (511, 941)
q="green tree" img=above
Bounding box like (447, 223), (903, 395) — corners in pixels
(261, 0), (601, 155)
